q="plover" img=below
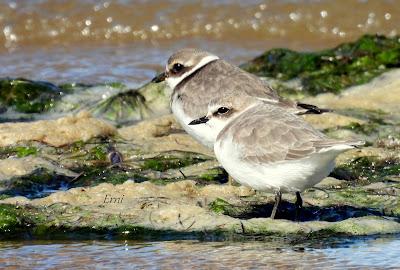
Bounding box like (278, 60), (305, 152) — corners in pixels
(152, 48), (328, 148)
(188, 94), (363, 219)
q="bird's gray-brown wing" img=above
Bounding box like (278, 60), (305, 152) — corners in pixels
(217, 60), (280, 101)
(219, 105), (346, 164)
(175, 60), (280, 116)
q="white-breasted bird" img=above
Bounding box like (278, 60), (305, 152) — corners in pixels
(188, 94), (363, 219)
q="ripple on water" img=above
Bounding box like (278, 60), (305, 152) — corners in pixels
(0, 236), (399, 269)
(1, 0), (400, 83)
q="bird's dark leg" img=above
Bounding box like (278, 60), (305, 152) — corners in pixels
(295, 191), (303, 221)
(270, 191), (282, 219)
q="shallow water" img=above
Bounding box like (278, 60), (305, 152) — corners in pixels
(0, 236), (399, 269)
(1, 0), (400, 83)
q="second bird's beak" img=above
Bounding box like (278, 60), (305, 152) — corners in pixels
(188, 116), (209, 125)
(151, 71), (168, 83)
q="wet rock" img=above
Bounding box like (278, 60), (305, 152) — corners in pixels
(0, 156), (78, 197)
(118, 114), (178, 140)
(303, 69), (400, 114)
(0, 179), (399, 239)
(118, 114), (213, 157)
(0, 78), (63, 113)
(242, 35), (400, 96)
(0, 111), (116, 147)
(0, 156), (78, 182)
(90, 81), (171, 125)
(1, 81), (171, 125)
(303, 113), (365, 130)
(314, 177), (348, 189)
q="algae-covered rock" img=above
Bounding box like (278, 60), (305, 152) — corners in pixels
(0, 156), (79, 197)
(0, 180), (399, 240)
(0, 80), (171, 125)
(118, 114), (213, 156)
(303, 69), (400, 114)
(0, 111), (116, 147)
(89, 81), (170, 125)
(0, 78), (63, 113)
(242, 35), (400, 96)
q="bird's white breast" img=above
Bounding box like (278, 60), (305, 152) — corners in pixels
(171, 97), (215, 149)
(214, 136), (344, 193)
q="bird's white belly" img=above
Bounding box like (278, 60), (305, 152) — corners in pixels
(214, 138), (338, 193)
(171, 99), (216, 149)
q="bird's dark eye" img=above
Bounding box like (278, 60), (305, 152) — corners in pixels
(217, 107), (230, 114)
(171, 63), (184, 74)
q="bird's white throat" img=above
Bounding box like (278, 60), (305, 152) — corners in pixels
(166, 55), (219, 89)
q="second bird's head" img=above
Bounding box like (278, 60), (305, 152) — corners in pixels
(152, 48), (219, 89)
(188, 94), (262, 139)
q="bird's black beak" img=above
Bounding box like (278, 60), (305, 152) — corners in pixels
(188, 116), (209, 125)
(151, 71), (167, 83)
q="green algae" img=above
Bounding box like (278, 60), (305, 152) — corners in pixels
(0, 168), (68, 198)
(88, 145), (108, 161)
(141, 154), (208, 172)
(0, 78), (64, 113)
(59, 139), (115, 165)
(70, 166), (133, 187)
(0, 145), (38, 159)
(0, 204), (21, 234)
(333, 187), (399, 216)
(341, 122), (380, 135)
(91, 82), (170, 125)
(198, 168), (227, 182)
(209, 198), (232, 214)
(336, 156), (400, 183)
(242, 35), (400, 96)
(0, 203), (227, 240)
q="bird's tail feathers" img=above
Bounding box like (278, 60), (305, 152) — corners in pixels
(296, 102), (332, 115)
(315, 139), (365, 153)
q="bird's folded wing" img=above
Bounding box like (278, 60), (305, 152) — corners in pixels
(226, 106), (338, 164)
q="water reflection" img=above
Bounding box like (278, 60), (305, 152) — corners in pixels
(0, 236), (399, 269)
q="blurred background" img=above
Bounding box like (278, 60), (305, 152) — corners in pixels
(0, 0), (399, 84)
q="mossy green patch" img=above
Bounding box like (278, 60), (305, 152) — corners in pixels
(0, 78), (64, 113)
(0, 145), (38, 158)
(342, 122), (379, 135)
(209, 198), (232, 214)
(324, 122), (380, 136)
(105, 82), (126, 89)
(71, 166), (133, 187)
(88, 145), (108, 161)
(141, 154), (207, 172)
(91, 89), (147, 125)
(242, 35), (400, 96)
(209, 198), (254, 217)
(336, 156), (400, 183)
(0, 204), (21, 233)
(59, 138), (114, 164)
(58, 82), (91, 93)
(199, 168), (226, 182)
